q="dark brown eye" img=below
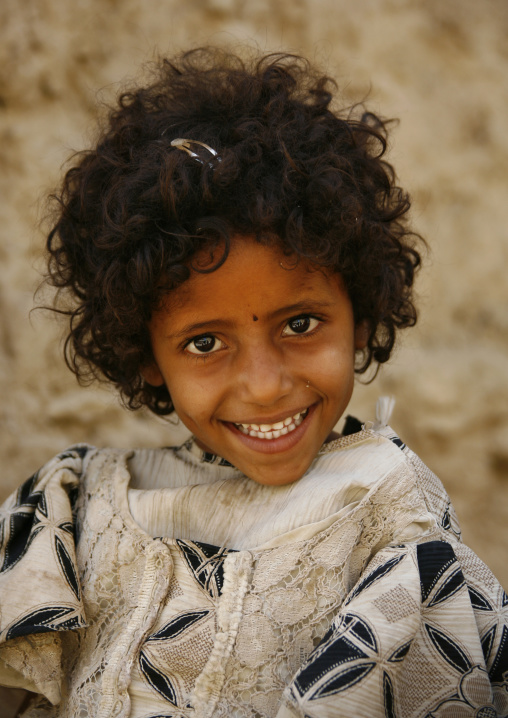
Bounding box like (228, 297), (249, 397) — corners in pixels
(289, 317), (310, 333)
(282, 316), (319, 336)
(187, 335), (219, 354)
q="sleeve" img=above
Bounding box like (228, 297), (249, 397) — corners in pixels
(0, 447), (89, 705)
(278, 539), (508, 718)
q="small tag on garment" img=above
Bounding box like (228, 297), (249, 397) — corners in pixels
(371, 396), (396, 430)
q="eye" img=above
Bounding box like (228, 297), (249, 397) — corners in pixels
(282, 315), (320, 336)
(185, 335), (225, 355)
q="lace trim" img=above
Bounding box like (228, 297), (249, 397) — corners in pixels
(192, 551), (253, 717)
(319, 428), (374, 454)
(0, 633), (63, 705)
(97, 540), (173, 718)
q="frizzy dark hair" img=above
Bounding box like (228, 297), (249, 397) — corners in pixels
(46, 46), (423, 415)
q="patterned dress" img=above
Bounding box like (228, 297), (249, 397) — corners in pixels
(0, 423), (507, 717)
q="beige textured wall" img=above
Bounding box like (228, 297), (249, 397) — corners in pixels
(1, 0), (507, 586)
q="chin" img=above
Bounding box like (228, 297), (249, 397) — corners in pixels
(241, 458), (314, 487)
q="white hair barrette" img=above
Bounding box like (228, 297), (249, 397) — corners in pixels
(170, 138), (221, 169)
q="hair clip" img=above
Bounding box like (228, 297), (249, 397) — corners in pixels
(170, 138), (221, 169)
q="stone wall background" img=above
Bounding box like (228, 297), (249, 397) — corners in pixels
(1, 0), (507, 585)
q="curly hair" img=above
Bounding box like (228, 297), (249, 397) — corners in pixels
(46, 47), (423, 415)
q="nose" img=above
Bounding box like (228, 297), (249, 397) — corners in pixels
(235, 340), (293, 406)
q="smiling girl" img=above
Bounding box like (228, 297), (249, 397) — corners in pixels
(144, 237), (364, 487)
(0, 48), (506, 718)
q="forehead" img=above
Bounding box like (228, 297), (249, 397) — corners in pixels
(161, 237), (346, 318)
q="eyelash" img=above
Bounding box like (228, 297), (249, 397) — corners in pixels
(184, 314), (322, 356)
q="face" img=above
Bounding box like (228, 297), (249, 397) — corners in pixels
(144, 237), (366, 486)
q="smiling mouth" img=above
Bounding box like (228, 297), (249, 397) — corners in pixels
(233, 408), (310, 440)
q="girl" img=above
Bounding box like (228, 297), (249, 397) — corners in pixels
(0, 48), (506, 718)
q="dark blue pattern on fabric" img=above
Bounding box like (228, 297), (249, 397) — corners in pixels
(285, 534), (508, 717)
(488, 625), (508, 685)
(55, 534), (81, 600)
(294, 622), (368, 695)
(469, 586), (494, 612)
(0, 450), (83, 579)
(294, 613), (379, 699)
(389, 436), (406, 451)
(383, 671), (396, 718)
(311, 662), (376, 699)
(345, 555), (405, 605)
(0, 449), (86, 644)
(139, 652), (178, 705)
(6, 606), (82, 640)
(176, 540), (235, 599)
(56, 446), (89, 461)
(416, 540), (457, 602)
(441, 506), (452, 532)
(481, 625), (497, 665)
(139, 609), (211, 708)
(146, 610), (209, 643)
(428, 566), (464, 607)
(425, 624), (472, 673)
(347, 614), (377, 651)
(0, 472), (44, 572)
(200, 451), (233, 467)
(388, 640), (412, 663)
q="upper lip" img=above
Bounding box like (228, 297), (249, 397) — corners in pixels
(224, 404), (313, 426)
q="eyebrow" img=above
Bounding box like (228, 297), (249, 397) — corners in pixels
(167, 300), (335, 339)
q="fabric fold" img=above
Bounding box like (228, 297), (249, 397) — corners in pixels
(278, 539), (508, 718)
(0, 446), (88, 701)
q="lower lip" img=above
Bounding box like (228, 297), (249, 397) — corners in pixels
(224, 404), (317, 455)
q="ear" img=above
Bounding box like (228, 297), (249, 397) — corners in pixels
(141, 363), (165, 387)
(354, 320), (370, 351)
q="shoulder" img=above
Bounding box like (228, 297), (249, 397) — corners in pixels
(3, 445), (93, 502)
(323, 421), (462, 541)
(0, 447), (96, 699)
(374, 424), (462, 541)
(282, 537), (508, 717)
(0, 443), (132, 580)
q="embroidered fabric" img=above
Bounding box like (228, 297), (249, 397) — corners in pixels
(0, 428), (506, 718)
(277, 538), (508, 718)
(63, 451), (173, 718)
(0, 634), (62, 704)
(209, 459), (434, 717)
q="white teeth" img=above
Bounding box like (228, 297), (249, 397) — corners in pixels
(235, 408), (309, 440)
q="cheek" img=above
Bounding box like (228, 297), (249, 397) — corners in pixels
(310, 343), (356, 400)
(168, 374), (218, 425)
(306, 338), (356, 375)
